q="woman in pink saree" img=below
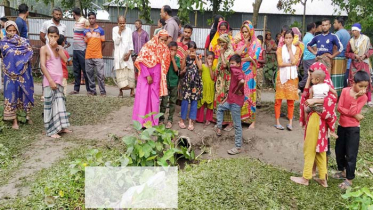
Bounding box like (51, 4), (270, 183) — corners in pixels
(132, 30), (171, 126)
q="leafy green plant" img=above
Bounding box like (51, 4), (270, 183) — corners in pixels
(0, 143), (9, 168)
(16, 110), (27, 124)
(342, 187), (373, 209)
(122, 112), (195, 167)
(264, 56), (278, 87)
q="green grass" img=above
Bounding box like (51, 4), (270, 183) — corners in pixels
(0, 94), (131, 186)
(1, 96), (372, 209)
(32, 73), (118, 87)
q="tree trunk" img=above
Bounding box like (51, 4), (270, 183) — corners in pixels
(212, 0), (221, 17)
(50, 0), (54, 14)
(124, 3), (129, 17)
(302, 0), (307, 36)
(75, 0), (81, 8)
(252, 0), (263, 28)
(2, 0), (10, 7)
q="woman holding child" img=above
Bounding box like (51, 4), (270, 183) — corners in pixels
(234, 21), (261, 129)
(213, 34), (235, 130)
(1, 21), (34, 130)
(209, 21), (231, 69)
(132, 30), (170, 126)
(274, 30), (302, 131)
(291, 62), (338, 188)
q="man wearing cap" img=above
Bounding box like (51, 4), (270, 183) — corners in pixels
(345, 23), (373, 106)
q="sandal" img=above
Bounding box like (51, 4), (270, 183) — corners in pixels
(214, 126), (222, 136)
(274, 125), (285, 130)
(368, 102), (373, 107)
(69, 91), (79, 95)
(178, 121), (186, 129)
(118, 92), (124, 98)
(50, 134), (61, 139)
(166, 122), (172, 129)
(59, 129), (73, 134)
(224, 125), (234, 132)
(333, 171), (346, 180)
(227, 147), (241, 155)
(188, 124), (194, 131)
(205, 121), (211, 126)
(339, 179), (352, 190)
(287, 124), (293, 131)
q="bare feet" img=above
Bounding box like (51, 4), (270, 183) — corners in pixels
(12, 124), (19, 130)
(118, 91), (124, 98)
(314, 178), (328, 188)
(205, 121), (211, 126)
(330, 131), (338, 139)
(178, 121), (186, 129)
(290, 176), (309, 186)
(130, 89), (135, 97)
(59, 128), (72, 133)
(248, 122), (255, 130)
(12, 119), (19, 130)
(50, 134), (61, 139)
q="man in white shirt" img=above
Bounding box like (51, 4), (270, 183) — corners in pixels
(40, 7), (69, 47)
(113, 16), (135, 97)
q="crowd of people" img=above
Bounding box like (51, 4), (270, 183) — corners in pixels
(1, 3), (372, 190)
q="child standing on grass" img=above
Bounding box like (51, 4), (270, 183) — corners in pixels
(40, 26), (72, 139)
(57, 35), (73, 96)
(159, 41), (181, 129)
(215, 54), (245, 155)
(179, 41), (203, 131)
(335, 71), (370, 189)
(196, 51), (215, 125)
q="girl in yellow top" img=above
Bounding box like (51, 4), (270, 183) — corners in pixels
(197, 51), (216, 125)
(274, 30), (302, 131)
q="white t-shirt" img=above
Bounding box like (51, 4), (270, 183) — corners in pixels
(40, 19), (67, 35)
(313, 83), (330, 99)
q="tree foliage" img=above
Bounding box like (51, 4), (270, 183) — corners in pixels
(60, 0), (96, 17)
(106, 0), (152, 24)
(177, 0), (205, 25)
(331, 0), (373, 35)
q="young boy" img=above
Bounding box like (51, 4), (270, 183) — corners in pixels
(159, 41), (180, 129)
(57, 35), (73, 96)
(256, 35), (266, 107)
(335, 71), (370, 189)
(215, 54), (245, 155)
(40, 26), (72, 139)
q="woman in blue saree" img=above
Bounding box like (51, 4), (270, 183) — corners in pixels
(1, 21), (34, 129)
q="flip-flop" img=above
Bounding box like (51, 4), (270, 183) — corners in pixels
(166, 122), (172, 129)
(227, 147), (241, 155)
(178, 121), (186, 129)
(224, 125), (234, 132)
(333, 172), (346, 180)
(274, 125), (285, 130)
(287, 124), (293, 131)
(214, 126), (222, 136)
(339, 179), (352, 190)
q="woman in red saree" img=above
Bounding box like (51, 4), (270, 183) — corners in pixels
(291, 62), (337, 188)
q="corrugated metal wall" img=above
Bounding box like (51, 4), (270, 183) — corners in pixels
(26, 17), (264, 77)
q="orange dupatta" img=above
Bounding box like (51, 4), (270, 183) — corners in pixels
(134, 30), (171, 96)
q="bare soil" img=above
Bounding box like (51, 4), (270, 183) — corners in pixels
(0, 101), (306, 199)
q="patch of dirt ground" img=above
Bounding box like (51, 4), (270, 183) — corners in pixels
(0, 102), (306, 200)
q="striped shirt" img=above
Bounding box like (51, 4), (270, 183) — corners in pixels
(73, 16), (89, 51)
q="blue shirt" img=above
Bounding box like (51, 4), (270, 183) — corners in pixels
(307, 32), (343, 56)
(335, 29), (350, 58)
(302, 32), (316, 60)
(15, 17), (28, 39)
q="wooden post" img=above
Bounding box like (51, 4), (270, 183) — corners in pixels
(195, 11), (197, 27)
(263, 15), (267, 38)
